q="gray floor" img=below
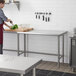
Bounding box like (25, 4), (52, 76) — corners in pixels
(0, 69), (76, 76)
(3, 50), (76, 74)
(36, 61), (74, 73)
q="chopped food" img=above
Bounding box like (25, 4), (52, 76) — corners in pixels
(11, 24), (18, 29)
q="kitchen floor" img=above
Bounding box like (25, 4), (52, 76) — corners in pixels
(3, 50), (76, 74)
(36, 61), (76, 74)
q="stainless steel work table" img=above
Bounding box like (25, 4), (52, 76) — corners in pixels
(4, 30), (67, 67)
(0, 55), (42, 76)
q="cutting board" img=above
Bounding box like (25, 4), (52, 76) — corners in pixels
(5, 27), (33, 32)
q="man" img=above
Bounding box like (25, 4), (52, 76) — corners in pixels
(0, 0), (13, 54)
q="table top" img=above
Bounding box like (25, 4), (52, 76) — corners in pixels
(0, 55), (41, 74)
(4, 30), (67, 36)
(17, 30), (67, 36)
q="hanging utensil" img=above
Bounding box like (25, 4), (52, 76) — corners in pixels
(42, 15), (44, 21)
(47, 14), (50, 22)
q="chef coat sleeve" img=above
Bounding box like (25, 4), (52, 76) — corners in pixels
(0, 9), (7, 21)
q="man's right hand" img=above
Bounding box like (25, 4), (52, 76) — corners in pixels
(7, 19), (13, 24)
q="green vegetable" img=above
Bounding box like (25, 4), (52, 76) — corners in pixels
(11, 24), (18, 29)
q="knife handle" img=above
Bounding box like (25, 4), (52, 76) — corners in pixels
(10, 21), (12, 23)
(10, 21), (14, 25)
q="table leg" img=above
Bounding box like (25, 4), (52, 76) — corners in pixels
(62, 35), (64, 63)
(21, 74), (24, 76)
(72, 68), (75, 72)
(24, 34), (28, 57)
(58, 36), (60, 67)
(24, 34), (26, 57)
(33, 68), (36, 76)
(17, 33), (19, 56)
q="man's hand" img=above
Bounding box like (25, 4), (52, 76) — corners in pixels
(7, 19), (13, 24)
(7, 19), (11, 22)
(4, 22), (12, 29)
(8, 26), (12, 29)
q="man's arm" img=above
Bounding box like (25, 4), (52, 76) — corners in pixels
(4, 22), (11, 29)
(0, 9), (13, 23)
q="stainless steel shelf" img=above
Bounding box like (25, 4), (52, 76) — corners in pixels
(5, 1), (20, 10)
(14, 1), (20, 10)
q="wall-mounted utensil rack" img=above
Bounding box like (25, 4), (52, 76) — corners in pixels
(35, 12), (52, 22)
(5, 1), (20, 10)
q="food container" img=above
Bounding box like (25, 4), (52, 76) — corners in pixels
(19, 24), (30, 28)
